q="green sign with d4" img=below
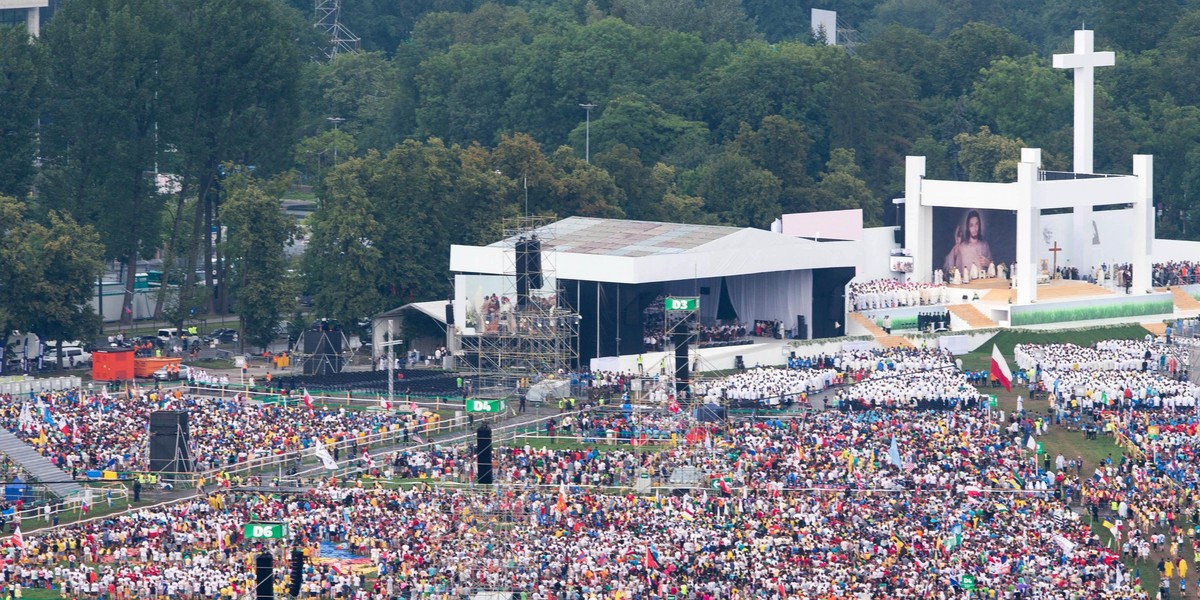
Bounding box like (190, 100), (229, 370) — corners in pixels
(467, 399), (506, 413)
(244, 522), (288, 539)
(664, 297), (698, 311)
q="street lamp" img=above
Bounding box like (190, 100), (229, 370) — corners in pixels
(327, 117), (345, 166)
(579, 103), (597, 163)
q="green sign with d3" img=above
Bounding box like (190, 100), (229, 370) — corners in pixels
(664, 297), (698, 311)
(244, 522), (288, 539)
(467, 399), (505, 413)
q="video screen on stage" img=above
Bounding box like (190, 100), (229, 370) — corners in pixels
(931, 207), (1016, 277)
(889, 255), (914, 273)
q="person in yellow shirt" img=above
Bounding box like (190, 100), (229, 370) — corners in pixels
(1178, 558), (1188, 579)
(1165, 559), (1175, 579)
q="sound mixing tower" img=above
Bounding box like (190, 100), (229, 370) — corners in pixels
(663, 297), (700, 398)
(462, 216), (581, 399)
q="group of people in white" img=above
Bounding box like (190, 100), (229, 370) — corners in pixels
(848, 279), (950, 311)
(1014, 341), (1199, 410)
(701, 367), (838, 406)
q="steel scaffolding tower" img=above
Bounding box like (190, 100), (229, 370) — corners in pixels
(314, 0), (360, 60)
(462, 216), (580, 400)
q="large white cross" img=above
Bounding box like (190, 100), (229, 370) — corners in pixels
(1052, 30), (1114, 174)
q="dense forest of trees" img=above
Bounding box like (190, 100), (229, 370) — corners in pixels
(4, 0), (1200, 340)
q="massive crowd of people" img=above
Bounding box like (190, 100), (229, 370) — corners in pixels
(0, 403), (1155, 600)
(0, 389), (440, 477)
(2, 336), (1198, 598)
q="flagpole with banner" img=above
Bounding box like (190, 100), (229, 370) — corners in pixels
(990, 344), (1013, 392)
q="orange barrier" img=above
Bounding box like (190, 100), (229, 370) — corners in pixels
(133, 357), (181, 378)
(92, 348), (136, 381)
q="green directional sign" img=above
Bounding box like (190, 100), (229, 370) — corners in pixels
(467, 399), (506, 413)
(988, 395), (998, 408)
(664, 297), (699, 311)
(244, 522), (288, 539)
(960, 574), (976, 591)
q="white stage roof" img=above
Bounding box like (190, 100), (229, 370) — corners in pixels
(451, 217), (858, 284)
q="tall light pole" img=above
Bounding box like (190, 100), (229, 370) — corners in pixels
(579, 103), (597, 163)
(327, 116), (345, 166)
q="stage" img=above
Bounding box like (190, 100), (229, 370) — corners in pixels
(943, 278), (1114, 303)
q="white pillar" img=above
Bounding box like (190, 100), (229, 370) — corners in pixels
(903, 156), (932, 282)
(1015, 162), (1038, 304)
(1131, 155), (1154, 294)
(25, 7), (40, 37)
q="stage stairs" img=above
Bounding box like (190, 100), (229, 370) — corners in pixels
(849, 313), (914, 349)
(0, 428), (85, 499)
(1170, 287), (1200, 312)
(947, 304), (998, 329)
(1141, 322), (1167, 337)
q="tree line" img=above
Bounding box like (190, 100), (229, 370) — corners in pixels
(3, 0), (1200, 347)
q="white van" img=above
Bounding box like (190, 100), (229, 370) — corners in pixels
(157, 328), (179, 343)
(52, 346), (92, 367)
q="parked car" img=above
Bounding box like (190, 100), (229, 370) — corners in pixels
(151, 364), (192, 381)
(204, 328), (238, 343)
(157, 328), (179, 343)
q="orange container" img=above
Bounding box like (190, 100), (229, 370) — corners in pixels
(133, 357), (182, 378)
(92, 348), (136, 381)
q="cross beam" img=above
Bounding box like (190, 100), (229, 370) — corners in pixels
(1052, 30), (1114, 175)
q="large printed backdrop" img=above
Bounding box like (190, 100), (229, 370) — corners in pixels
(931, 207), (1017, 275)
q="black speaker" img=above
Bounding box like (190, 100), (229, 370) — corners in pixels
(673, 334), (690, 394)
(149, 410), (193, 476)
(796, 315), (808, 340)
(302, 330), (320, 353)
(526, 238), (542, 290)
(894, 229), (903, 244)
(288, 548), (304, 597)
(476, 424), (493, 485)
(735, 355), (745, 371)
(445, 302), (454, 325)
(255, 552), (274, 600)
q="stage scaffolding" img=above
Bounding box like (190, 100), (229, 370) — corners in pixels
(462, 216), (580, 400)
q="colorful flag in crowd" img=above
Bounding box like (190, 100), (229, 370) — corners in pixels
(887, 436), (902, 468)
(11, 526), (22, 548)
(990, 344), (1013, 391)
(379, 396), (391, 411)
(302, 389), (315, 414)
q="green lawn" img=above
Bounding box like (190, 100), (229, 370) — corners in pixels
(959, 324), (1151, 372)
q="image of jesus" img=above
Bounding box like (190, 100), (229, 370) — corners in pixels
(943, 209), (993, 274)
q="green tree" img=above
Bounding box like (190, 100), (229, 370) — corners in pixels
(937, 22), (1035, 97)
(220, 172), (297, 351)
(811, 149), (883, 226)
(1096, 0), (1178, 54)
(40, 0), (175, 325)
(620, 0), (758, 44)
(0, 197), (103, 364)
(303, 158), (385, 325)
(685, 152), (781, 227)
(167, 0), (305, 314)
(0, 27), (40, 199)
(857, 25), (943, 99)
(955, 126), (1024, 182)
(570, 94), (708, 164)
(313, 51), (403, 152)
(593, 144), (670, 221)
(293, 129), (358, 192)
(969, 55), (1071, 152)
